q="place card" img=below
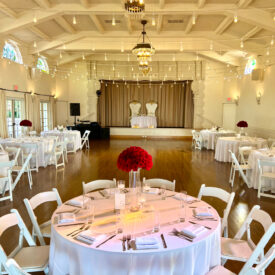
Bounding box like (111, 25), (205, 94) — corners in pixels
(115, 191), (125, 210)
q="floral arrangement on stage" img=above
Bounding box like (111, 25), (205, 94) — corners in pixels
(117, 146), (153, 172)
(20, 119), (32, 127)
(236, 121), (248, 128)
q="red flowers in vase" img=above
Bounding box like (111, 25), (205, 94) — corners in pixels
(236, 121), (248, 128)
(20, 119), (32, 127)
(117, 146), (153, 172)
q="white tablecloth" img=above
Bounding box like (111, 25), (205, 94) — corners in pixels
(0, 152), (9, 177)
(41, 130), (82, 151)
(215, 137), (267, 162)
(49, 191), (221, 275)
(247, 149), (275, 192)
(131, 116), (157, 128)
(200, 130), (236, 150)
(0, 137), (55, 168)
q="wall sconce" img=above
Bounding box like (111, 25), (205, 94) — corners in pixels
(234, 96), (239, 105)
(256, 92), (262, 105)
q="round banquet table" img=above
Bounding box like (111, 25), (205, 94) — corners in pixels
(0, 151), (9, 177)
(247, 148), (275, 193)
(215, 136), (267, 162)
(131, 116), (157, 128)
(49, 190), (221, 275)
(41, 130), (81, 151)
(200, 130), (235, 150)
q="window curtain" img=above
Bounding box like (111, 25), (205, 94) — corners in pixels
(99, 81), (194, 128)
(24, 93), (34, 131)
(0, 91), (8, 138)
(50, 97), (56, 130)
(32, 95), (41, 133)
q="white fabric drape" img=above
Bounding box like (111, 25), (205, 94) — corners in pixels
(33, 95), (41, 133)
(0, 91), (8, 138)
(24, 93), (34, 130)
(50, 97), (56, 130)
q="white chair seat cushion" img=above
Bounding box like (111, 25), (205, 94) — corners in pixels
(13, 245), (49, 269)
(206, 265), (236, 275)
(221, 237), (253, 261)
(12, 166), (23, 171)
(261, 172), (275, 179)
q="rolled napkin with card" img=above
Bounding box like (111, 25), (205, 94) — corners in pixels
(76, 230), (106, 245)
(181, 224), (207, 239)
(135, 237), (160, 250)
(194, 207), (213, 217)
(66, 197), (90, 208)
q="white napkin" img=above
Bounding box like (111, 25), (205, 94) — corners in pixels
(181, 224), (207, 239)
(194, 207), (213, 217)
(146, 188), (159, 194)
(135, 237), (160, 250)
(173, 194), (195, 202)
(76, 230), (106, 244)
(58, 213), (75, 224)
(67, 197), (90, 207)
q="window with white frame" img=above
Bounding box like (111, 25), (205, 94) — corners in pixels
(37, 56), (49, 74)
(2, 40), (23, 64)
(40, 102), (49, 131)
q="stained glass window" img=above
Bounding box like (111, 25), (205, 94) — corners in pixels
(37, 57), (49, 74)
(244, 59), (256, 75)
(2, 41), (23, 64)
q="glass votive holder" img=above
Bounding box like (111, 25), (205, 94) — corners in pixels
(117, 180), (125, 190)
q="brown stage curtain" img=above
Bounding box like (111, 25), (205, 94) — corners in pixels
(99, 81), (194, 128)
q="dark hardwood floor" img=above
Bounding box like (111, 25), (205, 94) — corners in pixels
(0, 138), (274, 274)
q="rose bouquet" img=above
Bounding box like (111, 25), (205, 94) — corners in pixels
(236, 121), (248, 128)
(20, 119), (32, 127)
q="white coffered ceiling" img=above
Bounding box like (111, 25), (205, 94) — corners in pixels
(0, 0), (274, 66)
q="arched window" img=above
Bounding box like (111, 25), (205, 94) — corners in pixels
(37, 57), (49, 74)
(2, 40), (23, 64)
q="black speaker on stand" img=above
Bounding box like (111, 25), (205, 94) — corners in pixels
(70, 103), (80, 126)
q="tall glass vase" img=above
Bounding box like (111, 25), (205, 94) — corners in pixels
(128, 168), (141, 212)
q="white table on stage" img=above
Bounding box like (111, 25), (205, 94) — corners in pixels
(131, 116), (157, 128)
(49, 191), (221, 275)
(247, 148), (275, 193)
(0, 151), (9, 177)
(215, 136), (267, 162)
(41, 130), (82, 151)
(0, 137), (55, 168)
(200, 130), (236, 150)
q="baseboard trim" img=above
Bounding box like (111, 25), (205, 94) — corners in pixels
(110, 135), (192, 140)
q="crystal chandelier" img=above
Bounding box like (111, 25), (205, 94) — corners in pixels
(125, 0), (145, 14)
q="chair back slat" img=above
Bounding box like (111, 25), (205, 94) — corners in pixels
(82, 179), (116, 194)
(142, 178), (176, 191)
(251, 208), (273, 232)
(0, 213), (18, 236)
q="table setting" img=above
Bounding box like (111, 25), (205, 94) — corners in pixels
(130, 116), (157, 128)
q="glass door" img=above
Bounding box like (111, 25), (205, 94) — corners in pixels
(6, 99), (24, 138)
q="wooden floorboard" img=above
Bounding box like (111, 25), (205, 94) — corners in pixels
(0, 139), (274, 274)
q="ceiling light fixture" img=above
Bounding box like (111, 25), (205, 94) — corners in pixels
(240, 40), (244, 48)
(152, 16), (156, 26)
(234, 14), (238, 23)
(180, 42), (183, 52)
(33, 14), (37, 23)
(82, 54), (85, 60)
(271, 36), (274, 45)
(125, 0), (145, 15)
(210, 41), (213, 50)
(112, 15), (116, 26)
(192, 14), (196, 25)
(73, 16), (77, 25)
(33, 41), (37, 48)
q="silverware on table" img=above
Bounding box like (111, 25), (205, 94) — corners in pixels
(67, 224), (86, 236)
(122, 235), (126, 251)
(160, 233), (167, 248)
(73, 236), (93, 245)
(170, 229), (194, 242)
(126, 234), (131, 250)
(96, 234), (116, 248)
(71, 224), (91, 237)
(189, 221), (211, 230)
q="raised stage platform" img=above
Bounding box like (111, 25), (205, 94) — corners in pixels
(110, 127), (192, 139)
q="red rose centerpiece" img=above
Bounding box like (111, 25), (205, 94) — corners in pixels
(20, 119), (32, 136)
(236, 121), (248, 128)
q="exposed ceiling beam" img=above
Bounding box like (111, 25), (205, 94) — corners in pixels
(89, 15), (104, 34)
(0, 10), (61, 34)
(55, 16), (76, 34)
(80, 0), (89, 8)
(159, 0), (165, 9)
(29, 26), (51, 40)
(157, 15), (163, 33)
(215, 16), (233, 35)
(237, 0), (253, 8)
(126, 16), (133, 34)
(185, 15), (196, 34)
(198, 0), (206, 9)
(199, 51), (240, 66)
(242, 26), (262, 42)
(56, 53), (86, 66)
(0, 2), (17, 18)
(32, 0), (51, 8)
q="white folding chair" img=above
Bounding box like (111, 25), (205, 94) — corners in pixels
(0, 160), (14, 202)
(62, 140), (68, 163)
(4, 147), (21, 166)
(221, 205), (273, 266)
(51, 142), (65, 169)
(191, 130), (196, 148)
(193, 131), (204, 150)
(207, 224), (275, 275)
(82, 179), (116, 194)
(24, 188), (62, 246)
(229, 150), (251, 187)
(257, 159), (275, 199)
(0, 209), (49, 274)
(142, 177), (176, 191)
(6, 259), (31, 275)
(12, 152), (33, 190)
(65, 137), (76, 154)
(0, 144), (4, 152)
(81, 130), (91, 150)
(238, 146), (253, 165)
(21, 143), (39, 173)
(197, 184), (235, 237)
(29, 131), (37, 137)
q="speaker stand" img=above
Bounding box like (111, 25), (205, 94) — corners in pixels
(74, 116), (77, 126)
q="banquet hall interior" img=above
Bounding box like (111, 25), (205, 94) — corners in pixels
(0, 0), (275, 274)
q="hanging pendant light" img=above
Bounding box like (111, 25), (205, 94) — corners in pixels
(125, 0), (145, 15)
